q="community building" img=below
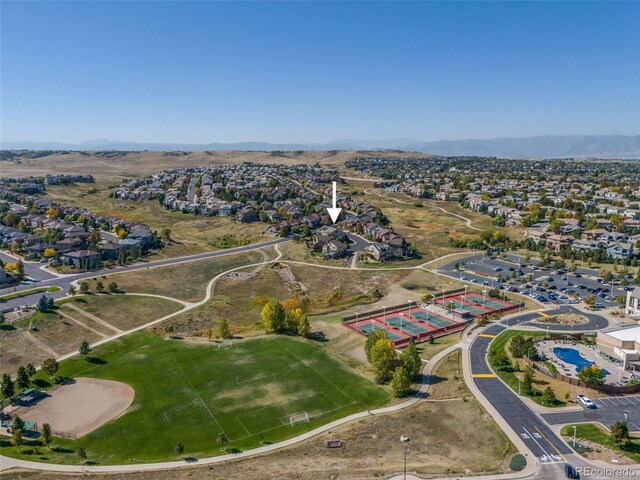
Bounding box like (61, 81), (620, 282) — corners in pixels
(596, 325), (640, 370)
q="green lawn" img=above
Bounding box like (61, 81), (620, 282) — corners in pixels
(0, 331), (389, 465)
(0, 286), (61, 301)
(561, 423), (640, 463)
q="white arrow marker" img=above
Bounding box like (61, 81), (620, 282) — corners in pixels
(326, 181), (342, 224)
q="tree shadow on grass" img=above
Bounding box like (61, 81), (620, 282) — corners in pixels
(426, 374), (447, 386)
(52, 446), (74, 454)
(86, 356), (107, 365)
(308, 331), (328, 342)
(33, 378), (52, 389)
(0, 324), (16, 331)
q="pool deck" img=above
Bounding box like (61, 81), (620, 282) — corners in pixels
(536, 340), (634, 385)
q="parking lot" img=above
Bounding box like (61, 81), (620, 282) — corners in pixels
(439, 253), (628, 309)
(542, 395), (640, 432)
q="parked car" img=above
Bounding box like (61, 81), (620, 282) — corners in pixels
(577, 395), (596, 409)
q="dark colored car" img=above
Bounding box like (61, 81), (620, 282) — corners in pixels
(565, 464), (580, 478)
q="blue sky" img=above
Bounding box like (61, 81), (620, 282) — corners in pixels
(1, 1), (639, 144)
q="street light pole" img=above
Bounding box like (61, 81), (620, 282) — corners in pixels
(400, 435), (410, 480)
(573, 425), (577, 447)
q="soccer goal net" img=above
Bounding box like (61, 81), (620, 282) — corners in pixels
(289, 412), (310, 427)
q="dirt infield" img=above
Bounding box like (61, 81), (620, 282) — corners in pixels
(13, 377), (134, 437)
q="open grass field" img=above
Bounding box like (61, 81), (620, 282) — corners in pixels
(0, 331), (389, 465)
(60, 294), (184, 331)
(416, 331), (461, 360)
(0, 295), (184, 375)
(428, 349), (468, 400)
(102, 250), (266, 302)
(4, 365), (517, 480)
(561, 423), (640, 463)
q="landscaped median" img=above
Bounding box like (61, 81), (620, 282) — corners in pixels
(560, 423), (640, 463)
(0, 286), (61, 301)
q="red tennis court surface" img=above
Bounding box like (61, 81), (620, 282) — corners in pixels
(434, 292), (520, 317)
(343, 304), (468, 347)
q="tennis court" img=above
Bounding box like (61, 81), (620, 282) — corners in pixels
(384, 316), (430, 335)
(436, 298), (487, 315)
(465, 293), (511, 310)
(410, 310), (454, 328)
(356, 321), (405, 341)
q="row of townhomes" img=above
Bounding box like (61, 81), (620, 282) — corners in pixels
(114, 163), (410, 262)
(346, 156), (640, 264)
(0, 177), (158, 285)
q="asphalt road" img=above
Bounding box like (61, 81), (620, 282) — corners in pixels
(470, 323), (573, 466)
(0, 237), (290, 313)
(542, 395), (640, 432)
(0, 251), (57, 282)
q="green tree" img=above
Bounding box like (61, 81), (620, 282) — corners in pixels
(261, 299), (285, 333)
(541, 386), (557, 405)
(79, 340), (91, 358)
(584, 294), (596, 306)
(390, 366), (412, 397)
(297, 315), (311, 338)
(41, 423), (53, 449)
(16, 366), (30, 391)
(399, 339), (421, 380)
(364, 330), (389, 363)
(161, 227), (171, 241)
(509, 335), (526, 358)
(25, 363), (36, 378)
(578, 365), (605, 385)
(217, 319), (232, 339)
(176, 442), (184, 454)
(217, 432), (229, 448)
(610, 420), (631, 448)
(12, 427), (24, 451)
(521, 367), (534, 395)
(108, 282), (119, 293)
(78, 447), (87, 462)
(96, 280), (105, 293)
(1, 373), (15, 400)
(79, 281), (90, 293)
(42, 357), (59, 378)
(67, 285), (76, 296)
(616, 293), (627, 309)
(370, 337), (398, 384)
(37, 295), (50, 312)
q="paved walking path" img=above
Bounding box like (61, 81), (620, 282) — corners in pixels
(0, 339), (459, 473)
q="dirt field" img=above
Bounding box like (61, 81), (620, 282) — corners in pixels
(12, 377), (134, 438)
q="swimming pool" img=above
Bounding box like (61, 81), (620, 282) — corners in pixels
(552, 347), (610, 376)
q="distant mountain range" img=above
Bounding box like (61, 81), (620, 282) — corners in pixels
(2, 134), (639, 159)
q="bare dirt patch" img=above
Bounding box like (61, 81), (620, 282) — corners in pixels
(12, 377), (134, 438)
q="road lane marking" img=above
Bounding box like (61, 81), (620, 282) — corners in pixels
(538, 312), (549, 317)
(478, 333), (496, 338)
(535, 426), (566, 461)
(522, 426), (552, 460)
(472, 373), (497, 378)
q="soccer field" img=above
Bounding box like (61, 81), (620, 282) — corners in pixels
(5, 331), (389, 465)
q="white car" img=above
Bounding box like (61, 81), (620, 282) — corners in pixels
(577, 394), (596, 409)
